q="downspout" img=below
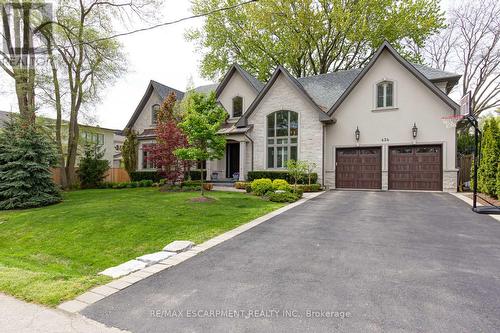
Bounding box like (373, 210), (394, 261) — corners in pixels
(322, 124), (325, 188)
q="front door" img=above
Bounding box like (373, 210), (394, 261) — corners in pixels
(226, 143), (240, 179)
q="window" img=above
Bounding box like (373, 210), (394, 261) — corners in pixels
(267, 111), (298, 168)
(232, 96), (243, 117)
(142, 144), (155, 169)
(80, 131), (104, 146)
(376, 81), (394, 108)
(152, 104), (160, 125)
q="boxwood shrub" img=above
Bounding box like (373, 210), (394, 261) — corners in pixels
(247, 171), (318, 184)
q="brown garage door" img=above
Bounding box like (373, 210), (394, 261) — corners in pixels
(389, 145), (442, 191)
(336, 147), (381, 189)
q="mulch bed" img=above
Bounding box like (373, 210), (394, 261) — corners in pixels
(189, 197), (216, 203)
(462, 192), (500, 206)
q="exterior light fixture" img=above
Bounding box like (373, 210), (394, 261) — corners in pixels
(355, 126), (360, 141)
(412, 123), (418, 139)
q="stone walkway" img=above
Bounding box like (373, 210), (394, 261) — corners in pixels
(0, 293), (126, 333)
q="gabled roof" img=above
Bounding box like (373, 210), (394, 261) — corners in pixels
(236, 66), (331, 127)
(193, 83), (218, 94)
(125, 80), (185, 130)
(327, 41), (460, 116)
(215, 64), (264, 97)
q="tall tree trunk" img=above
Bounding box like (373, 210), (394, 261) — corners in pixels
(45, 35), (68, 188)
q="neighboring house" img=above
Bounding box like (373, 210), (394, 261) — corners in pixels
(124, 42), (461, 192)
(0, 110), (120, 167)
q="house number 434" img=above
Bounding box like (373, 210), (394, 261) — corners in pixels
(381, 137), (390, 142)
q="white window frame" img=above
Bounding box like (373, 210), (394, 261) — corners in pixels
(151, 104), (160, 125)
(374, 80), (397, 110)
(266, 110), (299, 169)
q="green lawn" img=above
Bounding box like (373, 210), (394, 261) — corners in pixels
(0, 188), (283, 306)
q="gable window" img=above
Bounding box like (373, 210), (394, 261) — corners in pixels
(376, 81), (394, 108)
(152, 104), (160, 125)
(267, 110), (298, 168)
(232, 96), (243, 117)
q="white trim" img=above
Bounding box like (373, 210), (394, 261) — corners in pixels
(373, 79), (397, 110)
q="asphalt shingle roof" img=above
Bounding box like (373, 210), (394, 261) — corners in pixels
(151, 80), (185, 100)
(298, 69), (363, 110)
(410, 63), (461, 81)
(295, 64), (460, 109)
(237, 66), (264, 92)
(193, 83), (218, 94)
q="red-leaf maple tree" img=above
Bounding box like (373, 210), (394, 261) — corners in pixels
(144, 92), (188, 183)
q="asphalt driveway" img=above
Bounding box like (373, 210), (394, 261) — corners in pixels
(82, 191), (500, 332)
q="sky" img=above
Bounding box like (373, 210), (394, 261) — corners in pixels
(0, 0), (460, 130)
(0, 0), (212, 130)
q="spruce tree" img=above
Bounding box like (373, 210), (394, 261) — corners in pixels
(78, 144), (110, 189)
(0, 119), (61, 210)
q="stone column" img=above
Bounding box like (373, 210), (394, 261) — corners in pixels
(205, 160), (211, 181)
(239, 141), (246, 181)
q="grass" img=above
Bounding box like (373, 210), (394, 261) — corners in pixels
(0, 188), (283, 306)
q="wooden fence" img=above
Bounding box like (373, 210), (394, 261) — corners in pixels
(52, 167), (130, 186)
(457, 154), (473, 191)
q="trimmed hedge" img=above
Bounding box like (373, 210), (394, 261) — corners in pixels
(130, 170), (207, 183)
(247, 171), (318, 184)
(130, 171), (162, 182)
(297, 184), (322, 192)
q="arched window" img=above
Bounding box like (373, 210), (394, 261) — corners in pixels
(376, 81), (394, 108)
(267, 110), (298, 168)
(232, 96), (243, 117)
(152, 104), (160, 125)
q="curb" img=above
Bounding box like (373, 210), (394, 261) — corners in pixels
(58, 191), (325, 314)
(449, 192), (500, 222)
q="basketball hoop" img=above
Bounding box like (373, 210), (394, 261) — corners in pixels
(441, 115), (464, 128)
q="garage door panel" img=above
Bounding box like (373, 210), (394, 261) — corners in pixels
(336, 147), (381, 189)
(389, 145), (442, 191)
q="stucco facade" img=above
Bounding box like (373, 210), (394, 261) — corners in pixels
(323, 50), (457, 191)
(125, 42), (460, 192)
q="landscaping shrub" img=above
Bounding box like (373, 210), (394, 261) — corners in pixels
(184, 170), (207, 181)
(245, 184), (252, 193)
(267, 191), (300, 203)
(234, 182), (248, 189)
(182, 180), (202, 187)
(297, 184), (322, 192)
(247, 171), (318, 184)
(272, 179), (292, 192)
(140, 180), (154, 187)
(130, 171), (162, 183)
(251, 178), (273, 196)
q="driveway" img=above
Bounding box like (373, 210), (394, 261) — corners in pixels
(82, 191), (500, 332)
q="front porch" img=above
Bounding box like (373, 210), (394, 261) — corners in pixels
(206, 137), (250, 182)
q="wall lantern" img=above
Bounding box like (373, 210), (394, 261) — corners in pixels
(412, 123), (418, 139)
(355, 126), (360, 141)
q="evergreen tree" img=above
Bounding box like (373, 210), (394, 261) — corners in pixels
(0, 119), (61, 210)
(122, 129), (138, 177)
(477, 118), (499, 197)
(78, 144), (110, 189)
